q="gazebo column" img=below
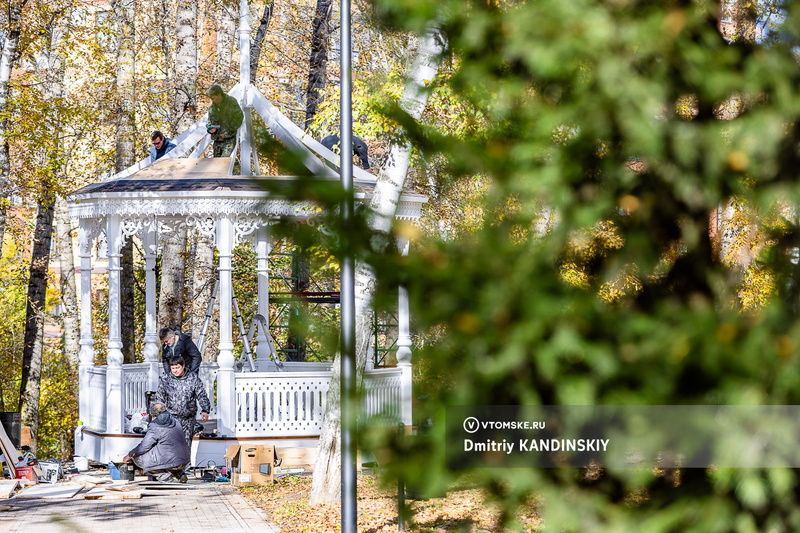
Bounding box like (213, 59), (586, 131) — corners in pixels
(216, 215), (237, 435)
(77, 219), (97, 428)
(255, 224), (272, 371)
(143, 223), (160, 390)
(396, 237), (413, 427)
(105, 215), (125, 434)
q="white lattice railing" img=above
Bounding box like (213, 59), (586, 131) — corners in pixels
(122, 363), (150, 417)
(116, 363), (404, 437)
(235, 371), (330, 436)
(234, 367), (404, 436)
(121, 362), (220, 421)
(197, 363), (219, 419)
(86, 366), (107, 430)
(362, 368), (403, 424)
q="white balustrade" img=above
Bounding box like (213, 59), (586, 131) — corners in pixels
(122, 363), (150, 418)
(362, 368), (403, 424)
(113, 362), (404, 436)
(198, 362), (219, 419)
(235, 372), (330, 436)
(86, 366), (107, 430)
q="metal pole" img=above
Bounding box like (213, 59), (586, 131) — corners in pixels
(397, 423), (406, 531)
(340, 0), (357, 530)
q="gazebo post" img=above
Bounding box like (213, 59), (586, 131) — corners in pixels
(216, 215), (237, 435)
(143, 222), (160, 390)
(238, 0), (252, 175)
(105, 215), (125, 434)
(255, 224), (271, 370)
(77, 219), (96, 428)
(396, 237), (413, 427)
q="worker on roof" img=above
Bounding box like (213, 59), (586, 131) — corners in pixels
(149, 130), (176, 162)
(321, 134), (371, 170)
(206, 84), (244, 157)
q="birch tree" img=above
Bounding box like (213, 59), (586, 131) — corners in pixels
(53, 197), (79, 368)
(0, 0), (27, 257)
(111, 0), (138, 363)
(160, 0), (198, 331)
(309, 24), (445, 504)
(18, 0), (75, 453)
(212, 1), (236, 86)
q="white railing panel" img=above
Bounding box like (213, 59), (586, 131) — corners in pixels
(363, 368), (403, 425)
(235, 372), (331, 436)
(86, 366), (107, 430)
(198, 362), (219, 419)
(92, 362), (405, 436)
(122, 363), (150, 418)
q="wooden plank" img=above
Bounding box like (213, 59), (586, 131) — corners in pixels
(136, 481), (192, 490)
(0, 480), (19, 499)
(83, 488), (143, 500)
(19, 427), (31, 447)
(276, 446), (317, 469)
(0, 422), (17, 479)
(14, 483), (84, 499)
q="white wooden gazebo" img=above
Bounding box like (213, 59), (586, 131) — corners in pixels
(69, 0), (426, 465)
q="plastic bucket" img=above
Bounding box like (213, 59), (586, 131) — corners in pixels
(73, 456), (89, 471)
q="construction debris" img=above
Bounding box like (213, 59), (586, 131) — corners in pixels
(0, 480), (19, 499)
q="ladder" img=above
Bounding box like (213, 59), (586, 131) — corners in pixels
(196, 275), (280, 372)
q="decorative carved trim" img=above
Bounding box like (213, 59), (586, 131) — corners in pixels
(234, 214), (268, 243)
(121, 218), (143, 240)
(69, 196), (423, 221)
(187, 215), (217, 238)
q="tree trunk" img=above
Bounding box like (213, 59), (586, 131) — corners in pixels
(19, 198), (55, 456)
(309, 25), (445, 505)
(250, 0), (274, 84)
(160, 0), (198, 333)
(286, 246), (310, 361)
(304, 0), (333, 131)
(174, 0), (198, 131)
(19, 2), (70, 455)
(213, 2), (236, 86)
(112, 0), (138, 364)
(190, 231), (215, 360)
(159, 228), (187, 330)
(54, 196), (80, 368)
(0, 0), (26, 258)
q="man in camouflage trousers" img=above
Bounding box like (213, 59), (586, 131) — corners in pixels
(155, 355), (211, 445)
(206, 84), (243, 157)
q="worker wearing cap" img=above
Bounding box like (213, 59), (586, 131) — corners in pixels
(206, 84), (243, 157)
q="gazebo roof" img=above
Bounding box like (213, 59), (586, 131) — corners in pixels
(67, 0), (427, 225)
(68, 158), (427, 221)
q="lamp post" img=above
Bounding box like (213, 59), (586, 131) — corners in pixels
(339, 0), (357, 531)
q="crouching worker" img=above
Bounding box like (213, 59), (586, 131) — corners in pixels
(123, 403), (190, 483)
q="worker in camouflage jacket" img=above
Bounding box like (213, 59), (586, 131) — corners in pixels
(206, 84), (243, 157)
(155, 354), (211, 445)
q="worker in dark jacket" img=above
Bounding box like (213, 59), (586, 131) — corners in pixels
(160, 327), (201, 376)
(123, 404), (190, 482)
(206, 84), (243, 157)
(155, 355), (211, 445)
(320, 134), (371, 170)
(149, 130), (176, 162)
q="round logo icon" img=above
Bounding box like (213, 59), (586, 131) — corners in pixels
(463, 417), (480, 434)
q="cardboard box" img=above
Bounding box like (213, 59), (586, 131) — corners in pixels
(224, 444), (276, 486)
(37, 461), (60, 483)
